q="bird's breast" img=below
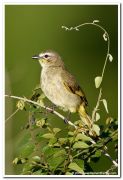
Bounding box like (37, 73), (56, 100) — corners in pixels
(40, 68), (81, 112)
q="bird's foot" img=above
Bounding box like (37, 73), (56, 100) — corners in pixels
(64, 112), (71, 124)
(51, 104), (57, 112)
(67, 111), (71, 121)
(64, 118), (69, 124)
(44, 104), (57, 114)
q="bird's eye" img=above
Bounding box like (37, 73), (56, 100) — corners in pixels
(44, 54), (49, 58)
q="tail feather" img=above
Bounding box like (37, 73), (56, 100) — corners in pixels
(78, 104), (92, 129)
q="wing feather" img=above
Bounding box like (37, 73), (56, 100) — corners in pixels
(62, 69), (88, 106)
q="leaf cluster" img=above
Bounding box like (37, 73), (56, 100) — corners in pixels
(13, 90), (118, 175)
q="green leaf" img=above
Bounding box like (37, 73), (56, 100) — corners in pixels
(37, 99), (44, 107)
(101, 99), (109, 113)
(74, 159), (84, 170)
(91, 150), (101, 163)
(42, 133), (54, 139)
(53, 128), (61, 134)
(42, 146), (58, 159)
(21, 158), (27, 164)
(16, 100), (25, 110)
(95, 150), (101, 157)
(68, 131), (74, 136)
(95, 112), (100, 121)
(54, 149), (66, 158)
(92, 124), (100, 136)
(74, 120), (82, 126)
(48, 156), (65, 171)
(65, 172), (73, 175)
(32, 156), (41, 163)
(19, 143), (35, 157)
(73, 141), (89, 149)
(48, 137), (57, 145)
(68, 162), (84, 174)
(108, 53), (113, 62)
(21, 144), (34, 157)
(36, 131), (45, 141)
(32, 170), (42, 175)
(53, 142), (61, 147)
(58, 138), (68, 145)
(42, 147), (66, 171)
(16, 132), (31, 147)
(95, 76), (102, 88)
(106, 117), (113, 125)
(39, 93), (46, 99)
(13, 157), (19, 164)
(22, 163), (33, 173)
(68, 137), (74, 143)
(103, 32), (108, 41)
(112, 133), (118, 141)
(91, 150), (101, 158)
(47, 150), (66, 171)
(75, 133), (92, 142)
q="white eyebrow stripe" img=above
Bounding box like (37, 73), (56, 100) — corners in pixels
(39, 52), (54, 57)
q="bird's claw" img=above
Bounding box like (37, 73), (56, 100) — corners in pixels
(64, 118), (69, 124)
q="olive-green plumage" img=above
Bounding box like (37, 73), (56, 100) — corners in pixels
(32, 50), (92, 128)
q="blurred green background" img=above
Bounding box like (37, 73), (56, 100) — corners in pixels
(5, 5), (118, 175)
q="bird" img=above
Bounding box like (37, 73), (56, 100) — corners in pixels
(32, 50), (92, 129)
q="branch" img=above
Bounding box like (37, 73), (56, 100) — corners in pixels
(5, 94), (118, 167)
(5, 94), (77, 129)
(5, 108), (19, 123)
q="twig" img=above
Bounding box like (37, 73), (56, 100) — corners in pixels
(92, 88), (102, 121)
(62, 20), (111, 122)
(101, 150), (118, 167)
(5, 108), (19, 123)
(5, 94), (77, 129)
(105, 165), (117, 175)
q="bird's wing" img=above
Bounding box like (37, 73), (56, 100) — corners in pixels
(62, 69), (88, 106)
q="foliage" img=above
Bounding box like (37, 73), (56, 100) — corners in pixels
(12, 96), (118, 175)
(6, 20), (118, 175)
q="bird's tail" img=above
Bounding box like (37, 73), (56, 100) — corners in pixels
(78, 104), (92, 129)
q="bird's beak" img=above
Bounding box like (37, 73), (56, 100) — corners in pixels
(32, 55), (40, 60)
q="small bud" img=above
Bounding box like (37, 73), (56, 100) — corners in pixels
(103, 32), (108, 41)
(36, 118), (45, 127)
(108, 54), (113, 62)
(16, 100), (25, 110)
(93, 20), (100, 23)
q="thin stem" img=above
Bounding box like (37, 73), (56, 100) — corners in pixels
(92, 88), (102, 121)
(101, 35), (110, 78)
(101, 150), (118, 167)
(106, 165), (117, 175)
(82, 23), (110, 81)
(62, 21), (110, 122)
(5, 94), (77, 129)
(5, 108), (19, 123)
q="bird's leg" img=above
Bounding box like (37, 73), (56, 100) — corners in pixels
(64, 111), (71, 124)
(45, 103), (57, 114)
(51, 104), (57, 112)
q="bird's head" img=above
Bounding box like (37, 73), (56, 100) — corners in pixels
(32, 50), (64, 68)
